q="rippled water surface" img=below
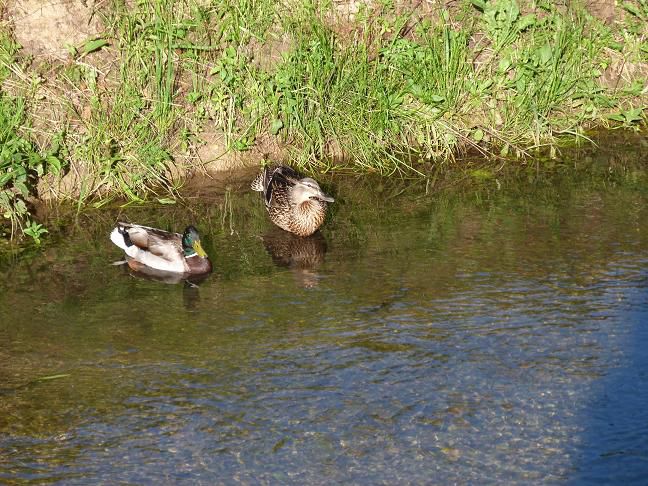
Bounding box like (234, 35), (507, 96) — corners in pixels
(1, 139), (647, 483)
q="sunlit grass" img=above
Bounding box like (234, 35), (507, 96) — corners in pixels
(0, 0), (646, 240)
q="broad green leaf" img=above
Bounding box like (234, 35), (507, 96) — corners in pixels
(157, 198), (176, 205)
(187, 91), (202, 104)
(608, 41), (624, 52)
(622, 1), (643, 18)
(478, 79), (493, 91)
(270, 118), (284, 135)
(608, 113), (627, 122)
(14, 199), (27, 215)
(538, 44), (552, 64)
(83, 38), (108, 55)
(0, 172), (13, 187)
(517, 14), (536, 31)
(46, 155), (63, 175)
(470, 168), (493, 180)
(498, 58), (511, 72)
(471, 0), (487, 11)
(14, 181), (29, 197)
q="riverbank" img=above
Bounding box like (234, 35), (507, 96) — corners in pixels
(1, 0), (647, 240)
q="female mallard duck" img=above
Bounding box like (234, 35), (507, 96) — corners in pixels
(251, 165), (334, 237)
(109, 222), (212, 275)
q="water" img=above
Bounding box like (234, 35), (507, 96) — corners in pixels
(1, 137), (647, 483)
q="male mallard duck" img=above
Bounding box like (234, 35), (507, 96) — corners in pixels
(109, 222), (212, 275)
(251, 165), (334, 237)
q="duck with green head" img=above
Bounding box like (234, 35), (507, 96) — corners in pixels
(110, 222), (212, 275)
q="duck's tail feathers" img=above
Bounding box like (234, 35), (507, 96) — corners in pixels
(250, 171), (265, 192)
(110, 225), (134, 252)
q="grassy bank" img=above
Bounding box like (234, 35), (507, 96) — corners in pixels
(0, 0), (647, 240)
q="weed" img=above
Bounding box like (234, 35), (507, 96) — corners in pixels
(608, 106), (646, 128)
(23, 220), (48, 245)
(471, 0), (537, 52)
(0, 95), (64, 240)
(622, 0), (648, 22)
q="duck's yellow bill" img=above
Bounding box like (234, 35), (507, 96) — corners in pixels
(193, 240), (208, 258)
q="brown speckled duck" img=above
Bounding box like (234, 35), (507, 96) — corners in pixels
(251, 165), (334, 237)
(110, 222), (212, 275)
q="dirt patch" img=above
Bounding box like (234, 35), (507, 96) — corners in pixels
(179, 164), (259, 201)
(599, 49), (648, 89)
(7, 0), (103, 60)
(248, 29), (293, 72)
(584, 0), (619, 24)
(191, 129), (262, 173)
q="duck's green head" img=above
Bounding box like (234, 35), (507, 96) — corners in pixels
(182, 225), (208, 258)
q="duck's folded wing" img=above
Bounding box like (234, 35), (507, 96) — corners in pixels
(265, 166), (300, 206)
(272, 166), (300, 183)
(118, 223), (179, 246)
(122, 225), (184, 260)
(144, 233), (184, 261)
(125, 245), (187, 273)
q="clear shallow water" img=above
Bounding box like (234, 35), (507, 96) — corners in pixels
(1, 143), (647, 483)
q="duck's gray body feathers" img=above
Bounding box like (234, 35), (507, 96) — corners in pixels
(251, 165), (333, 237)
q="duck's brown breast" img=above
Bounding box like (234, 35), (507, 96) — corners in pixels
(185, 255), (213, 275)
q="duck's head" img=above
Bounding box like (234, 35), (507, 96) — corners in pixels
(292, 178), (335, 205)
(182, 226), (208, 258)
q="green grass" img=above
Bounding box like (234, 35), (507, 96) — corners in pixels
(63, 1), (181, 203)
(199, 0), (646, 170)
(0, 21), (64, 242)
(0, 94), (65, 242)
(0, 0), (646, 240)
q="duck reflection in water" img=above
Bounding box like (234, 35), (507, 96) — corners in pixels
(262, 228), (328, 288)
(122, 261), (210, 285)
(116, 262), (210, 311)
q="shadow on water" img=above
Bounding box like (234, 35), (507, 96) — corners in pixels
(570, 303), (648, 485)
(0, 131), (647, 483)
